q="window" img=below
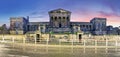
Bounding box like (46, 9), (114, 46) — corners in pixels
(83, 25), (85, 27)
(89, 25), (91, 29)
(55, 17), (57, 21)
(63, 17), (65, 19)
(54, 19), (57, 21)
(80, 25), (82, 27)
(76, 27), (78, 29)
(86, 25), (88, 28)
(51, 17), (53, 19)
(59, 24), (62, 28)
(59, 17), (61, 19)
(67, 17), (69, 19)
(65, 17), (68, 21)
(55, 17), (57, 19)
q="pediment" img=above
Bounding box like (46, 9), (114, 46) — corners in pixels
(49, 8), (71, 13)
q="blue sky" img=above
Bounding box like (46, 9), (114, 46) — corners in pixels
(0, 0), (120, 27)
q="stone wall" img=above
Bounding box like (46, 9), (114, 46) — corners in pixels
(0, 34), (120, 42)
(10, 30), (24, 34)
(82, 35), (120, 40)
(0, 34), (25, 40)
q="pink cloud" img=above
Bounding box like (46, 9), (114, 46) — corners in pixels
(71, 9), (96, 22)
(71, 10), (120, 27)
(98, 11), (120, 18)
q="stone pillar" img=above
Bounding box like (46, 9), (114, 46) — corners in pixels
(43, 25), (46, 33)
(78, 26), (81, 31)
(73, 26), (76, 33)
(38, 24), (41, 33)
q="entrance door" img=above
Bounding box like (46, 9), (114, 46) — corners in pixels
(79, 34), (82, 42)
(59, 23), (61, 28)
(36, 34), (40, 42)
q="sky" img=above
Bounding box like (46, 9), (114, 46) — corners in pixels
(0, 0), (120, 27)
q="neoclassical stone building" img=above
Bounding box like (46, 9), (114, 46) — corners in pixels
(10, 8), (107, 41)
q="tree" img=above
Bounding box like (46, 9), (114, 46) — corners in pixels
(0, 27), (4, 34)
(0, 24), (8, 34)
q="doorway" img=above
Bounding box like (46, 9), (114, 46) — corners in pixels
(59, 23), (62, 28)
(36, 34), (40, 42)
(79, 34), (82, 42)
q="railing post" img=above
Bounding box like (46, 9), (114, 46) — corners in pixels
(95, 40), (97, 46)
(12, 37), (14, 43)
(23, 37), (25, 44)
(35, 37), (36, 44)
(83, 40), (86, 53)
(95, 40), (97, 53)
(115, 40), (118, 51)
(72, 39), (74, 46)
(46, 38), (49, 53)
(12, 37), (15, 48)
(105, 39), (108, 53)
(59, 39), (61, 46)
(84, 40), (86, 46)
(22, 37), (26, 51)
(106, 39), (108, 47)
(46, 38), (49, 45)
(115, 40), (118, 46)
(2, 36), (5, 42)
(59, 39), (61, 53)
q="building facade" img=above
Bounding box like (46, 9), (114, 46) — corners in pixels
(106, 26), (120, 35)
(27, 9), (93, 34)
(9, 8), (109, 41)
(90, 18), (107, 35)
(10, 17), (29, 34)
(48, 9), (71, 33)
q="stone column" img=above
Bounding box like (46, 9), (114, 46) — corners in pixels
(38, 24), (41, 33)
